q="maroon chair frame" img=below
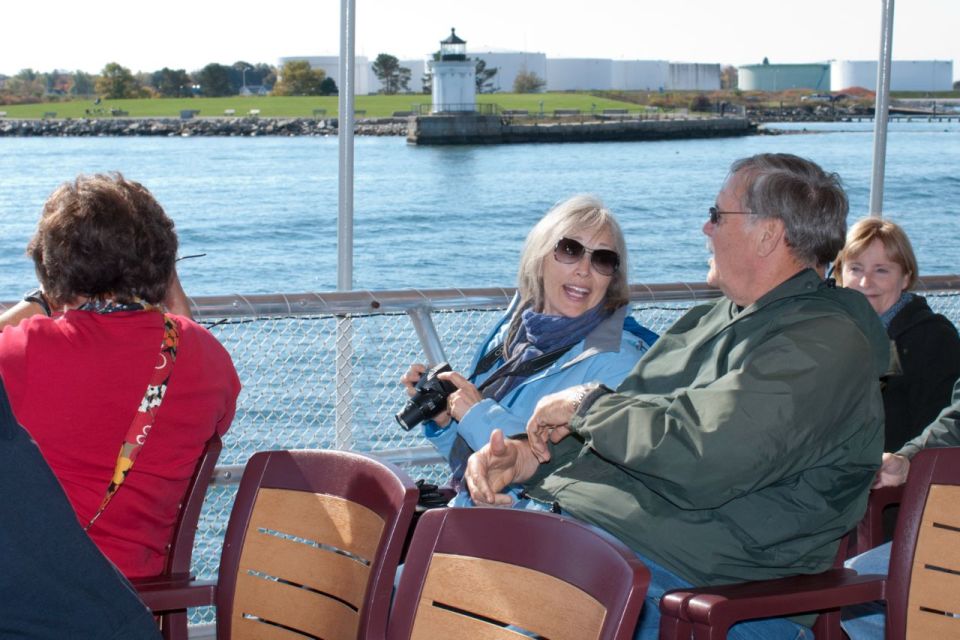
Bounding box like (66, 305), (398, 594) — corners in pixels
(853, 484), (904, 557)
(139, 448), (419, 640)
(132, 433), (222, 640)
(658, 447), (960, 639)
(388, 507), (650, 640)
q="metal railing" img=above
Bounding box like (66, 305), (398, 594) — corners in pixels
(5, 276), (960, 626)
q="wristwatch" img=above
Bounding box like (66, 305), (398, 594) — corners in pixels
(23, 288), (52, 317)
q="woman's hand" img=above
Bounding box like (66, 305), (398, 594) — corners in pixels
(526, 386), (586, 462)
(465, 429), (540, 506)
(437, 371), (482, 422)
(400, 364), (451, 428)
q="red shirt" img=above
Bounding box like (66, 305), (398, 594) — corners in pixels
(0, 310), (240, 578)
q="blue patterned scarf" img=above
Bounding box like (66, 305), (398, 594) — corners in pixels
(879, 292), (913, 329)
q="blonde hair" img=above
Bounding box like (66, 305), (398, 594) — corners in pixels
(516, 194), (629, 312)
(834, 217), (918, 290)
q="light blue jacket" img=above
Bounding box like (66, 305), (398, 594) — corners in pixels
(423, 295), (656, 461)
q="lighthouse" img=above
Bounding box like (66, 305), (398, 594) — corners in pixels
(429, 28), (475, 113)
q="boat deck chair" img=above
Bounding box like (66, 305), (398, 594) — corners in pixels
(852, 484), (905, 557)
(131, 433), (222, 640)
(387, 507), (650, 640)
(139, 448), (419, 640)
(657, 446), (960, 639)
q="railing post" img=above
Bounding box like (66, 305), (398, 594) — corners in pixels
(407, 306), (447, 365)
(334, 315), (355, 450)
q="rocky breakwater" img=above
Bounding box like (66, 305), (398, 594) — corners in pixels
(0, 117), (410, 137)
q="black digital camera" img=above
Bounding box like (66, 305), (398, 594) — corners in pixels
(395, 362), (457, 431)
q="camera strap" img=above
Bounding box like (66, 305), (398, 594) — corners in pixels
(473, 342), (575, 396)
(85, 312), (179, 531)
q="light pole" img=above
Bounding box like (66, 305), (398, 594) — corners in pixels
(241, 66), (252, 94)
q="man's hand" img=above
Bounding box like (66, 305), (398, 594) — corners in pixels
(465, 429), (539, 506)
(873, 452), (910, 489)
(525, 386), (587, 462)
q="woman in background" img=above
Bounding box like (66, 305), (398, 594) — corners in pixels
(835, 217), (960, 450)
(401, 194), (656, 485)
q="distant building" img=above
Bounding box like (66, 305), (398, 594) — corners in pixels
(737, 63), (831, 91)
(830, 60), (953, 92)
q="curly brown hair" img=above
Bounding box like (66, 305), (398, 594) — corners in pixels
(27, 173), (178, 306)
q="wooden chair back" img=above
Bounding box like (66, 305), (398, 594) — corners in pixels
(216, 449), (418, 640)
(886, 447), (960, 638)
(388, 507), (649, 640)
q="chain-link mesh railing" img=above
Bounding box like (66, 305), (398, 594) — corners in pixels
(5, 277), (960, 629)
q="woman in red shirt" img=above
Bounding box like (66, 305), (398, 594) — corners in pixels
(0, 173), (241, 578)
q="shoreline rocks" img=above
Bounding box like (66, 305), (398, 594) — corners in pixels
(0, 117), (411, 137)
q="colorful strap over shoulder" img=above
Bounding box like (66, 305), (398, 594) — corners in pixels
(85, 313), (180, 531)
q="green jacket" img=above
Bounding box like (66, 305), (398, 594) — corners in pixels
(526, 270), (888, 586)
(899, 377), (960, 458)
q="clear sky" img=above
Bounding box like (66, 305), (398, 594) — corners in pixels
(2, 0), (958, 80)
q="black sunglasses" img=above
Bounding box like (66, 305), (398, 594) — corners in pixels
(553, 237), (620, 276)
(708, 206), (752, 225)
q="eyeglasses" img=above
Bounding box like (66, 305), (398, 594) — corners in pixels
(708, 206), (752, 225)
(553, 237), (620, 276)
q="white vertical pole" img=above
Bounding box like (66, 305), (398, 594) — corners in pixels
(336, 0), (357, 449)
(869, 0), (895, 218)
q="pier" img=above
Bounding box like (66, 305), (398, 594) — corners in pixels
(407, 115), (756, 145)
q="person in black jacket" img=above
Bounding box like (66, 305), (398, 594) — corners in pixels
(835, 217), (960, 451)
(0, 377), (160, 640)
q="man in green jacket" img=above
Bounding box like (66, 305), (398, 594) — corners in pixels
(466, 153), (890, 640)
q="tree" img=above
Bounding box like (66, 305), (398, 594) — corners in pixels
(95, 62), (142, 99)
(6, 69), (45, 100)
(195, 63), (232, 97)
(372, 53), (411, 95)
(319, 77), (338, 96)
(152, 68), (192, 97)
(70, 71), (96, 96)
(720, 65), (739, 91)
(513, 70), (545, 93)
(475, 58), (498, 93)
(272, 60), (326, 96)
(689, 94), (711, 112)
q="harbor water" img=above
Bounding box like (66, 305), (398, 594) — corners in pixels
(1, 120), (958, 299)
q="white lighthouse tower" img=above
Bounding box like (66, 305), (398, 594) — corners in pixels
(429, 28), (475, 113)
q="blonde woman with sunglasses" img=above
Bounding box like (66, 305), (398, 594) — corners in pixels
(400, 194), (657, 487)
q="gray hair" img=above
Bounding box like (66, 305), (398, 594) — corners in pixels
(729, 153), (848, 267)
(516, 194), (629, 312)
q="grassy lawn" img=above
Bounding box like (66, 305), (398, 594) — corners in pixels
(0, 93), (646, 120)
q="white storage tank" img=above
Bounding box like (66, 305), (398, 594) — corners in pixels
(831, 60), (953, 92)
(466, 51), (548, 94)
(668, 63), (721, 91)
(546, 59), (614, 91)
(612, 60), (669, 91)
(737, 63), (830, 91)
